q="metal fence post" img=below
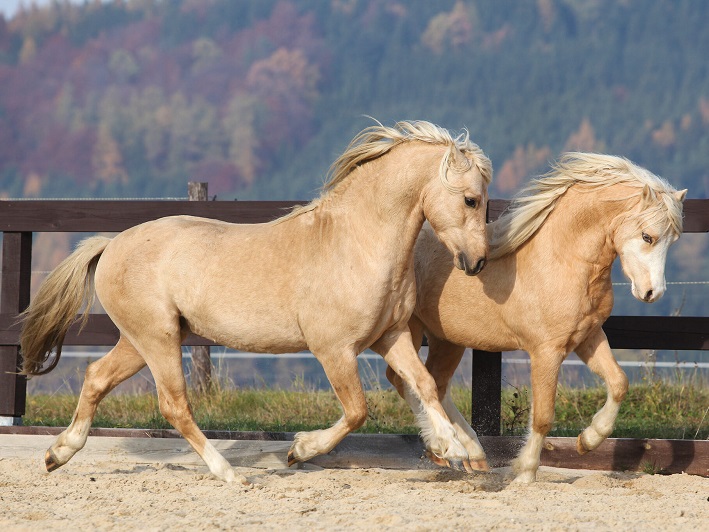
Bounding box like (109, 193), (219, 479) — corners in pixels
(0, 232), (32, 424)
(187, 182), (212, 392)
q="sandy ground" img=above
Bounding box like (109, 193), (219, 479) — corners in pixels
(1, 453), (707, 531)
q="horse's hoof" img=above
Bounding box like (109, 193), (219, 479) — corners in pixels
(286, 450), (298, 467)
(576, 434), (589, 455)
(424, 450), (448, 468)
(425, 450), (469, 472)
(446, 459), (468, 472)
(468, 459), (490, 472)
(45, 449), (61, 472)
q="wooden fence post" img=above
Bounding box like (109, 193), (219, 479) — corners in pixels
(470, 349), (502, 436)
(187, 182), (212, 392)
(0, 232), (32, 424)
(468, 201), (504, 436)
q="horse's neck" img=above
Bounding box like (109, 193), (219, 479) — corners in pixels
(314, 145), (435, 257)
(521, 187), (627, 273)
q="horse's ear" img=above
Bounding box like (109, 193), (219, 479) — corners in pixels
(641, 184), (654, 204)
(674, 189), (687, 202)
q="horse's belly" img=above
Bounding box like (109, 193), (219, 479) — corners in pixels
(185, 308), (307, 354)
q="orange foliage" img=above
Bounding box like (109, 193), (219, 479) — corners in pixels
(496, 144), (552, 194)
(699, 97), (709, 125)
(564, 118), (598, 152)
(23, 172), (43, 197)
(331, 0), (358, 16)
(482, 24), (510, 49)
(92, 125), (128, 185)
(652, 120), (676, 148)
(247, 48), (319, 103)
(681, 114), (692, 131)
(537, 0), (555, 32)
(422, 1), (475, 54)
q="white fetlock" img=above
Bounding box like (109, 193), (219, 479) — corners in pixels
(435, 436), (469, 464)
(579, 399), (620, 453)
(578, 426), (605, 453)
(419, 409), (469, 461)
(202, 441), (248, 484)
(288, 429), (328, 465)
(223, 468), (250, 486)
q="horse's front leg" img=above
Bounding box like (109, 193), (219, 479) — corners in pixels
(512, 347), (564, 483)
(374, 328), (470, 471)
(574, 327), (628, 454)
(425, 334), (489, 471)
(287, 348), (367, 465)
(386, 329), (489, 471)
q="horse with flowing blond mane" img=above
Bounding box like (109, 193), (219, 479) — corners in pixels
(386, 152), (686, 482)
(20, 120), (492, 483)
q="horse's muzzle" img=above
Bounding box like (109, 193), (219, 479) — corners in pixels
(456, 252), (486, 276)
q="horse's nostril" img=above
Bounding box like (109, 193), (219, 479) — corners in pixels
(474, 258), (486, 274)
(644, 290), (653, 301)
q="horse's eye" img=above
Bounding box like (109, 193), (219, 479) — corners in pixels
(464, 197), (477, 208)
(642, 232), (653, 244)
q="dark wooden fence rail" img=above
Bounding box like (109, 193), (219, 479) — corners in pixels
(1, 198), (708, 431)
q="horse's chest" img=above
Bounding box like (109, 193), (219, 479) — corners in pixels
(366, 278), (417, 333)
(567, 286), (613, 348)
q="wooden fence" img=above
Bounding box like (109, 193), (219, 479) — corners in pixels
(1, 193), (708, 435)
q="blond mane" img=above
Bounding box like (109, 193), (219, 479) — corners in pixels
(489, 152), (684, 260)
(274, 120), (492, 224)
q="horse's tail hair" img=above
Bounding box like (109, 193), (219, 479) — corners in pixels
(20, 236), (112, 376)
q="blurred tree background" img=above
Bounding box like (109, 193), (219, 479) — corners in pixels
(1, 0), (708, 317)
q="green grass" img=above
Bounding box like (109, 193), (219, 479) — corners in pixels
(23, 380), (708, 440)
(501, 380), (709, 439)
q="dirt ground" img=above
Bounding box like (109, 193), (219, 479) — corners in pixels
(1, 453), (707, 531)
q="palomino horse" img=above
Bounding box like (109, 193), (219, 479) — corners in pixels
(20, 120), (493, 483)
(386, 152), (686, 482)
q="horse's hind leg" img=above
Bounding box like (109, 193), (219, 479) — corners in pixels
(45, 336), (147, 472)
(133, 334), (247, 484)
(288, 348), (367, 465)
(374, 328), (469, 471)
(574, 328), (628, 454)
(512, 347), (563, 483)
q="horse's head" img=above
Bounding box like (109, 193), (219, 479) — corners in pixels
(614, 186), (687, 303)
(423, 147), (491, 276)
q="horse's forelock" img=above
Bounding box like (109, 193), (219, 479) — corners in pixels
(635, 188), (684, 236)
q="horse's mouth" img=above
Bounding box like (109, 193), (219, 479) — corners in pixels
(456, 252), (486, 276)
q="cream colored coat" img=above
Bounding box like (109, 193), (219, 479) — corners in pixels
(20, 121), (492, 482)
(387, 153), (687, 483)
